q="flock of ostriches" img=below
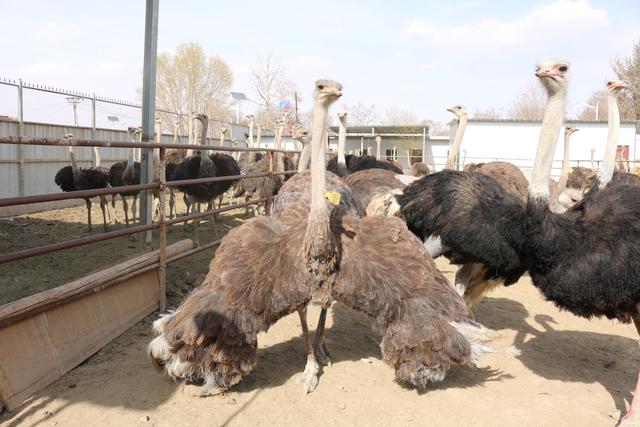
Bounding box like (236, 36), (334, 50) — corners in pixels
(55, 59), (640, 424)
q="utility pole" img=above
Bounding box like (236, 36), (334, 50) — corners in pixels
(66, 96), (82, 126)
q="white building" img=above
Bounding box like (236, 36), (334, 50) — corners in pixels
(451, 119), (638, 178)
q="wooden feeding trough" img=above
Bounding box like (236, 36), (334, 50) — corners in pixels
(0, 239), (193, 411)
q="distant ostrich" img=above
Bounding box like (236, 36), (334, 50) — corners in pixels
(109, 127), (141, 226)
(149, 79), (511, 397)
(326, 118), (402, 176)
(553, 127), (585, 212)
(165, 123), (191, 219)
(171, 114), (240, 242)
(410, 160), (432, 177)
(54, 135), (111, 231)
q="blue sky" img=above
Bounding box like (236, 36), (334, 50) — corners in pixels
(0, 0), (638, 128)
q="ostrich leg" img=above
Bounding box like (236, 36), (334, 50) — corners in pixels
(193, 200), (201, 245)
(169, 189), (176, 220)
(314, 306), (333, 366)
(454, 263), (474, 297)
(99, 196), (109, 231)
(620, 310), (640, 426)
(295, 307), (320, 394)
(131, 194), (138, 225)
(85, 199), (93, 231)
(122, 196), (130, 227)
(111, 195), (120, 223)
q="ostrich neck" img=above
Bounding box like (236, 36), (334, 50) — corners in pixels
(310, 104), (328, 214)
(219, 132), (226, 147)
(337, 116), (347, 173)
(557, 133), (571, 192)
(69, 147), (79, 176)
(256, 126), (262, 148)
(93, 147), (101, 167)
(248, 121), (254, 148)
(598, 92), (620, 188)
(199, 120), (210, 169)
(298, 142), (310, 172)
(445, 116), (467, 170)
(529, 90), (567, 199)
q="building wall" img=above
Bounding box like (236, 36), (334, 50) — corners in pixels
(450, 120), (638, 178)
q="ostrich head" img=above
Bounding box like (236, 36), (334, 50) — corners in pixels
(314, 79), (342, 107)
(292, 124), (309, 143)
(564, 126), (578, 136)
(535, 60), (571, 94)
(337, 111), (347, 120)
(220, 127), (227, 135)
(606, 80), (627, 96)
(446, 105), (467, 119)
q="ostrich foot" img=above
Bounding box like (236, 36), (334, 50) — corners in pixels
(295, 356), (320, 394)
(315, 341), (333, 367)
(181, 383), (225, 398)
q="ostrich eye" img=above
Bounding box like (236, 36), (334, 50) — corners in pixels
(317, 85), (324, 90)
(607, 81), (614, 86)
(558, 65), (568, 72)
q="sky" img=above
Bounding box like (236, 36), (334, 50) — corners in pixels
(0, 0), (638, 129)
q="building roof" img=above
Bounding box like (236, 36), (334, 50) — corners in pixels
(328, 124), (429, 137)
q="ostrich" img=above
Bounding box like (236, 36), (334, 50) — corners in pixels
(149, 79), (512, 397)
(409, 160), (432, 177)
(54, 135), (111, 231)
(326, 118), (402, 176)
(447, 105), (530, 198)
(171, 114), (240, 242)
(553, 127), (585, 213)
(520, 66), (640, 426)
(165, 123), (191, 219)
(109, 127), (141, 227)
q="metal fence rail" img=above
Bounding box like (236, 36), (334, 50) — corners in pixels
(0, 135), (300, 311)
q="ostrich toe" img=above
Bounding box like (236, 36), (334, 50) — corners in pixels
(295, 356), (320, 394)
(315, 340), (333, 366)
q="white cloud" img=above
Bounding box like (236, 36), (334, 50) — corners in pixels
(404, 0), (609, 50)
(453, 1), (481, 10)
(312, 41), (324, 49)
(32, 22), (84, 43)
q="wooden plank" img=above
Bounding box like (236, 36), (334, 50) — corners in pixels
(0, 271), (159, 409)
(0, 239), (193, 410)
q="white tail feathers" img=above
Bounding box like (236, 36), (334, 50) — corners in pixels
(450, 320), (520, 364)
(394, 174), (420, 186)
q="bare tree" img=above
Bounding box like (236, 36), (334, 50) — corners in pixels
(342, 101), (379, 126)
(155, 42), (233, 133)
(384, 105), (418, 124)
(508, 83), (546, 120)
(472, 108), (502, 120)
(422, 119), (449, 136)
(251, 53), (298, 130)
(579, 90), (608, 121)
(612, 40), (640, 121)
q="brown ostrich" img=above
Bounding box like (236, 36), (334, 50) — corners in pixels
(148, 79), (512, 397)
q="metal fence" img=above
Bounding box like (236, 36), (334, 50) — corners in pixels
(0, 135), (298, 312)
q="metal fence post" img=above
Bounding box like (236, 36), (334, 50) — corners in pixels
(139, 0), (159, 247)
(91, 93), (97, 164)
(158, 147), (167, 311)
(17, 79), (25, 197)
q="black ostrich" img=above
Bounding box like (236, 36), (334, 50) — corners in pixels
(171, 114), (240, 242)
(54, 138), (111, 231)
(109, 127), (141, 227)
(326, 153), (402, 176)
(523, 68), (640, 426)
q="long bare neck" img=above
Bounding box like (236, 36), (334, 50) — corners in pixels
(557, 131), (572, 191)
(125, 141), (135, 173)
(256, 126), (262, 148)
(337, 116), (347, 174)
(310, 105), (328, 214)
(598, 92), (620, 188)
(529, 90), (567, 199)
(248, 121), (254, 148)
(445, 115), (467, 170)
(220, 131), (226, 147)
(590, 149), (596, 171)
(93, 147), (101, 167)
(298, 142), (310, 172)
(69, 146), (79, 175)
(199, 119), (209, 168)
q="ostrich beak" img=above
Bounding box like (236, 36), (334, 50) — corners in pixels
(535, 70), (559, 79)
(609, 81), (627, 90)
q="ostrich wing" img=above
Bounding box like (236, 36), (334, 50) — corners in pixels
(333, 215), (480, 386)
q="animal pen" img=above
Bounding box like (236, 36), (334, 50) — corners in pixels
(0, 134), (298, 411)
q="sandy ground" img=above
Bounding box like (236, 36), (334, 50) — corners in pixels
(1, 198), (639, 426)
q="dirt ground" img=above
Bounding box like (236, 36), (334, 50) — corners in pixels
(1, 199), (639, 426)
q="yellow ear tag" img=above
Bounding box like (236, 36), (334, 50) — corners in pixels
(324, 191), (341, 205)
(568, 168), (574, 174)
